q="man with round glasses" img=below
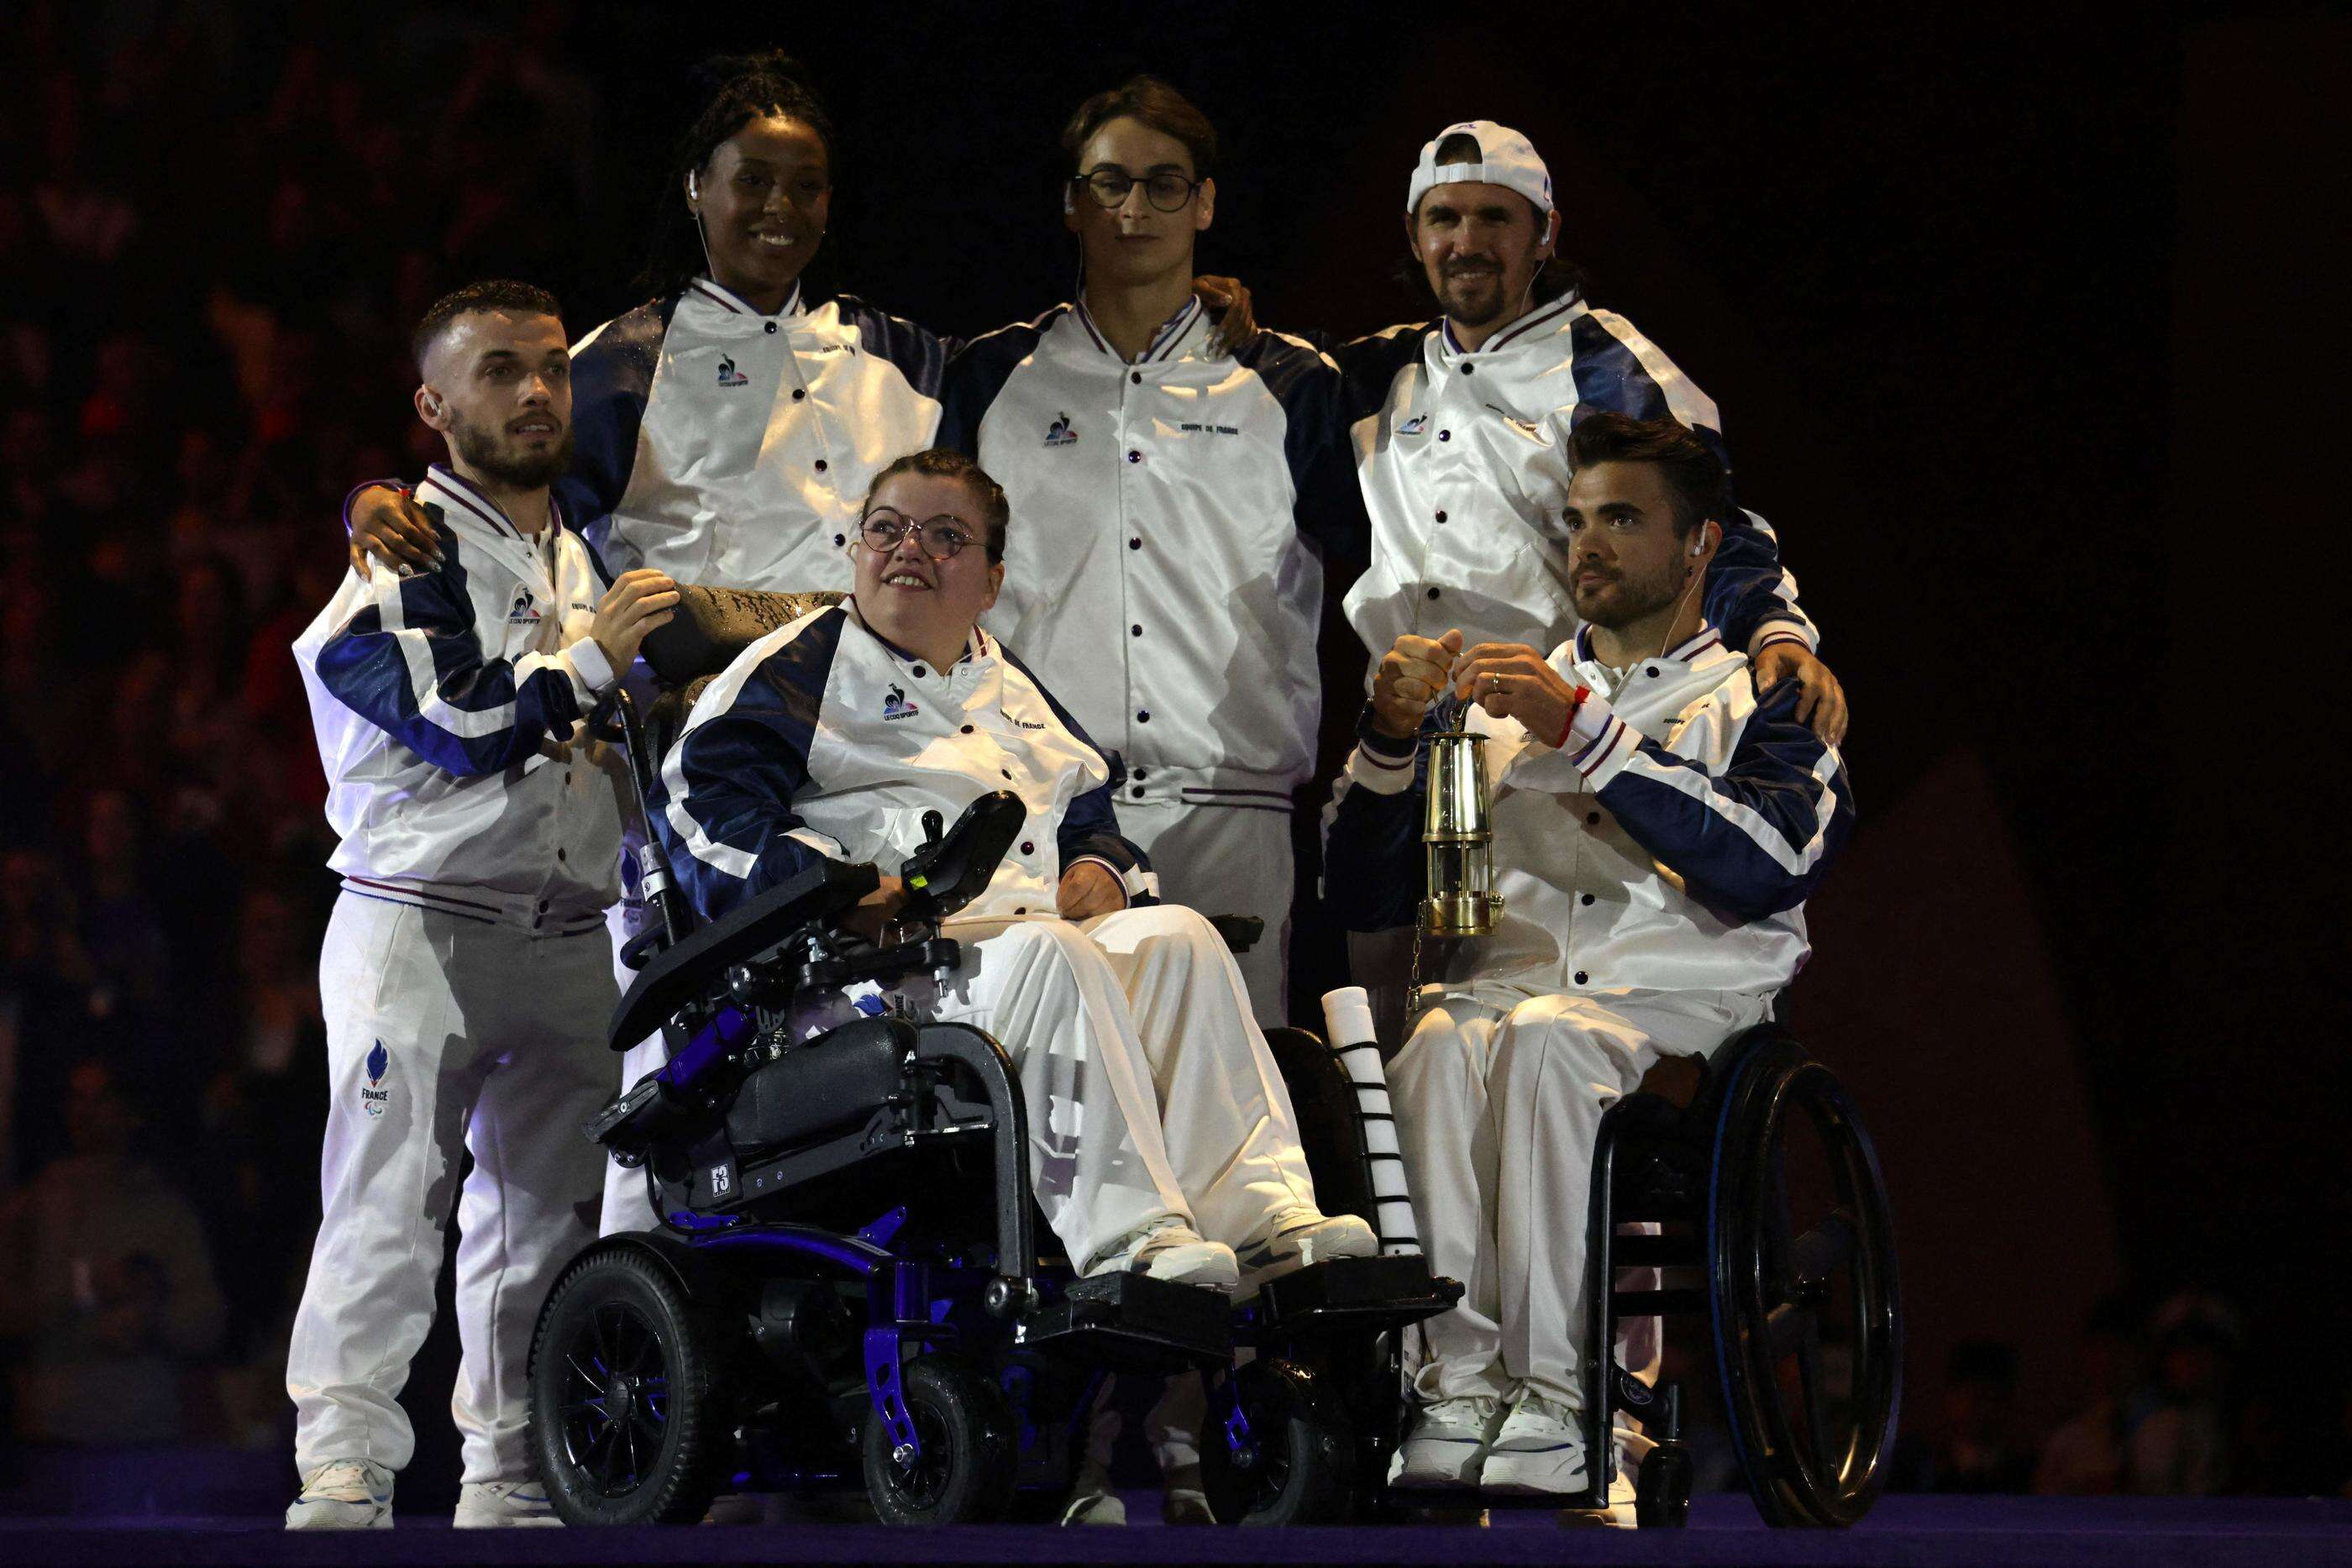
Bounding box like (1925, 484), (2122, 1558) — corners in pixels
(940, 76), (1363, 1030)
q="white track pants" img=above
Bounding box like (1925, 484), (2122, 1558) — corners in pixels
(601, 904), (1316, 1270)
(1119, 798), (1294, 1024)
(1389, 989), (1767, 1410)
(287, 893), (617, 1483)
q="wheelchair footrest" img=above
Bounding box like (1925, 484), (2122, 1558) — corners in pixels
(1016, 1272), (1233, 1371)
(1248, 1253), (1464, 1335)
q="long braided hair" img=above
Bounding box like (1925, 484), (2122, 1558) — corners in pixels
(636, 52), (840, 302)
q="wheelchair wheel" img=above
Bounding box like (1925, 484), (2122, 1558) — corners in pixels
(1200, 1359), (1355, 1525)
(528, 1244), (732, 1525)
(860, 1355), (1016, 1524)
(1709, 1029), (1902, 1527)
(1635, 1445), (1693, 1528)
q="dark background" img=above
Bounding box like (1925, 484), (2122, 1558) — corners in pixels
(1, 0), (2342, 1509)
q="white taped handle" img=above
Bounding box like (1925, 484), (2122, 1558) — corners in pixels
(1320, 987), (1423, 1256)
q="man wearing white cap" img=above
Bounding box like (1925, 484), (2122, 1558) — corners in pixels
(1332, 120), (1845, 740)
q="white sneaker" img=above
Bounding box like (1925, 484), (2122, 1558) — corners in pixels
(284, 1459), (393, 1529)
(1388, 1393), (1503, 1489)
(1088, 1222), (1239, 1293)
(1480, 1387), (1589, 1496)
(1059, 1455), (1127, 1526)
(1236, 1210), (1379, 1293)
(1161, 1462), (1214, 1524)
(454, 1478), (562, 1527)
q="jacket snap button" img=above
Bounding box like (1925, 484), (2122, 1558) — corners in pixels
(1021, 842), (1035, 855)
(1573, 970), (1588, 984)
(1587, 811), (1601, 825)
(1136, 710), (1150, 723)
(961, 724), (974, 734)
(1435, 510), (1446, 523)
(1425, 587), (1441, 600)
(1438, 430), (1451, 441)
(1131, 625), (1142, 637)
(1126, 450), (1142, 463)
(813, 459), (827, 472)
(791, 387), (804, 400)
(1580, 893), (1593, 906)
(1462, 364), (1476, 375)
(1129, 538), (1142, 550)
(765, 322), (779, 335)
(832, 532), (844, 546)
(911, 666), (927, 679)
(1131, 371), (1142, 384)
(1646, 666), (1660, 677)
(1131, 786), (1145, 798)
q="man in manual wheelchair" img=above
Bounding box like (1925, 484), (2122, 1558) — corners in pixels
(1328, 413), (1898, 1529)
(527, 448), (1458, 1526)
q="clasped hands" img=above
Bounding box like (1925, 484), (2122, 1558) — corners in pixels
(1370, 628), (1587, 748)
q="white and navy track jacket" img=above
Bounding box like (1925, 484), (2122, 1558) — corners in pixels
(1325, 622), (1851, 1004)
(937, 296), (1366, 815)
(1331, 294), (1817, 667)
(651, 597), (1154, 924)
(293, 467), (626, 932)
(561, 279), (948, 590)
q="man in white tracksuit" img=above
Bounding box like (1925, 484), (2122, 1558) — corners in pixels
(283, 282), (680, 1530)
(939, 78), (1364, 1024)
(1326, 414), (1853, 1518)
(651, 448), (1374, 1290)
(1331, 121), (1844, 732)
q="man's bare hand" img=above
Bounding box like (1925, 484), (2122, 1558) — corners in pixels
(842, 874), (911, 944)
(590, 569), (681, 670)
(1371, 628), (1462, 739)
(1452, 642), (1586, 747)
(349, 486), (443, 579)
(1057, 859), (1127, 921)
(1753, 642), (1848, 747)
(1194, 275), (1257, 354)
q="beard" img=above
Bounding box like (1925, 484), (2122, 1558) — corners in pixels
(451, 415), (574, 490)
(1439, 265), (1509, 327)
(1572, 557), (1687, 630)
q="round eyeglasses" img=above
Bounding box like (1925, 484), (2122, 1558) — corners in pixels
(1072, 167), (1204, 213)
(859, 508), (980, 561)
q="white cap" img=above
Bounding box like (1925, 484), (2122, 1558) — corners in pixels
(1404, 119), (1553, 218)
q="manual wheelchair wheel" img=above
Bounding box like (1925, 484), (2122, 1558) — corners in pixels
(860, 1356), (1016, 1525)
(528, 1245), (731, 1525)
(1200, 1359), (1355, 1525)
(1709, 1029), (1902, 1527)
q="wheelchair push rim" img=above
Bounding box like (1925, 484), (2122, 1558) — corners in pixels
(1709, 1035), (1902, 1527)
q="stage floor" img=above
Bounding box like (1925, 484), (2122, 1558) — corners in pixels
(3, 1495), (2350, 1568)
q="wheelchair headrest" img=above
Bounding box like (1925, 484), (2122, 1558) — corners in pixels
(644, 675), (717, 763)
(640, 586), (846, 688)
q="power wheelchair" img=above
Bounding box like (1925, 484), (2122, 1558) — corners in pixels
(523, 588), (1462, 1527)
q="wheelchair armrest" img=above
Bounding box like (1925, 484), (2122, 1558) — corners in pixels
(609, 857), (878, 1048)
(1208, 913), (1263, 955)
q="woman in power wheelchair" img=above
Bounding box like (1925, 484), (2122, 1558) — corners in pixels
(525, 451), (1460, 1525)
